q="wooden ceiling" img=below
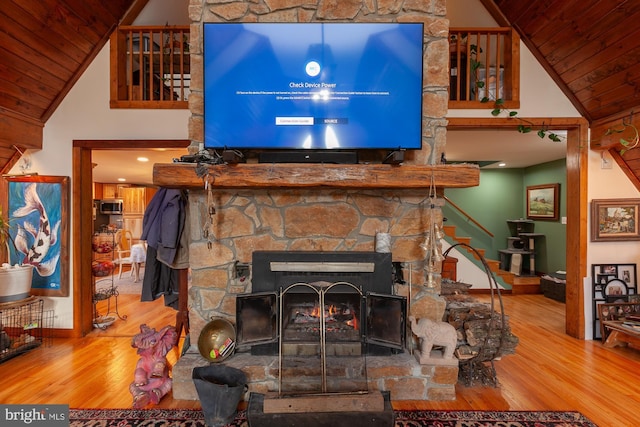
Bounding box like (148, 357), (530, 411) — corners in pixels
(0, 0), (142, 173)
(482, 0), (640, 125)
(2, 0), (640, 172)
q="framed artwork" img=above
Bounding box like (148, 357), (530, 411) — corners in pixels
(591, 263), (638, 339)
(591, 198), (640, 241)
(526, 183), (559, 221)
(604, 279), (628, 297)
(6, 176), (69, 297)
(619, 264), (636, 285)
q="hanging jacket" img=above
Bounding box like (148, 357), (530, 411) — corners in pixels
(140, 188), (189, 309)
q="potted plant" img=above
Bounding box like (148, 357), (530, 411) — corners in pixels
(0, 208), (34, 303)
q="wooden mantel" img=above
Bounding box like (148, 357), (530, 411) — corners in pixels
(152, 163), (479, 189)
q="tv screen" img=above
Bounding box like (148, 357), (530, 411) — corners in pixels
(203, 22), (424, 151)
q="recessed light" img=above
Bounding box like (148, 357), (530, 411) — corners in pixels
(118, 178), (127, 182)
(137, 157), (149, 162)
(498, 162), (506, 167)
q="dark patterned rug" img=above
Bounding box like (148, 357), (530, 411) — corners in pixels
(69, 408), (598, 427)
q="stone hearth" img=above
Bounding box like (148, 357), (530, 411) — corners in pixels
(174, 352), (458, 402)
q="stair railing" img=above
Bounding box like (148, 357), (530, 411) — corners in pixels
(443, 195), (494, 238)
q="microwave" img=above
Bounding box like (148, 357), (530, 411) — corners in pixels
(100, 199), (124, 215)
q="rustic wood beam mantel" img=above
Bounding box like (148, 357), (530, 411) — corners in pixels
(153, 163), (480, 189)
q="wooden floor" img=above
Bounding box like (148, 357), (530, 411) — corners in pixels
(0, 292), (638, 426)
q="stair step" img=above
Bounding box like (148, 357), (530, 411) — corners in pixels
(443, 225), (457, 238)
(443, 224), (539, 293)
(499, 271), (541, 294)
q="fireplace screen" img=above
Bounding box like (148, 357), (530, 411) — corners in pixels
(236, 286), (406, 353)
(279, 281), (367, 394)
(236, 282), (406, 394)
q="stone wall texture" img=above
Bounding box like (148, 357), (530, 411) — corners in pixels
(176, 0), (456, 402)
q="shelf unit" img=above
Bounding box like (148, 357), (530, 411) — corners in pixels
(591, 263), (638, 340)
(498, 220), (544, 276)
(92, 231), (127, 328)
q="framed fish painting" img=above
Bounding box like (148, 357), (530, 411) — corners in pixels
(6, 175), (69, 297)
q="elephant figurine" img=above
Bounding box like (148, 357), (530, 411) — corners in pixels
(129, 324), (178, 408)
(409, 316), (458, 360)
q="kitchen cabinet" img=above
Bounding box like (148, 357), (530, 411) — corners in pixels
(121, 187), (146, 215)
(123, 216), (144, 241)
(102, 184), (119, 199)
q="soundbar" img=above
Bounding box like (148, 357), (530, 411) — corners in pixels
(258, 151), (358, 164)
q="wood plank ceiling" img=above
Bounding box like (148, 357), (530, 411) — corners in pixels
(0, 0), (138, 173)
(482, 0), (640, 125)
(2, 0), (640, 174)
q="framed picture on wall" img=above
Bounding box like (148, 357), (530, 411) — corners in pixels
(591, 198), (640, 241)
(6, 175), (70, 297)
(526, 183), (559, 221)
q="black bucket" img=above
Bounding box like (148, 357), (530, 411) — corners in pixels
(193, 365), (248, 427)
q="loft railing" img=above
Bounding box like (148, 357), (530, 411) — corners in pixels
(448, 27), (520, 110)
(110, 26), (190, 109)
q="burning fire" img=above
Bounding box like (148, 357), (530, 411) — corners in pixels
(293, 302), (358, 331)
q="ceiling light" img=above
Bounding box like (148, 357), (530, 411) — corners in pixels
(118, 178), (127, 182)
(137, 157), (149, 162)
(498, 162), (506, 167)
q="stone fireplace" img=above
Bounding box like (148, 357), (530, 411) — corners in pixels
(166, 0), (481, 402)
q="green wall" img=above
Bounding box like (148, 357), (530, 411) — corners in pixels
(523, 159), (567, 274)
(444, 158), (566, 274)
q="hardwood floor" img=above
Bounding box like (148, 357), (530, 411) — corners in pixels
(0, 293), (638, 426)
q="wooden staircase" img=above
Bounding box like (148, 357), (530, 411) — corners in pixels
(443, 225), (541, 294)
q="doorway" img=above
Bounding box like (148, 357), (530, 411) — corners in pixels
(73, 139), (190, 337)
(447, 117), (589, 339)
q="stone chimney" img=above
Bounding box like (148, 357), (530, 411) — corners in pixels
(170, 0), (460, 402)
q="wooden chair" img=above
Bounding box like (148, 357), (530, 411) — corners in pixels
(114, 229), (135, 279)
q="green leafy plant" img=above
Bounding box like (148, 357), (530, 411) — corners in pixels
(480, 97), (564, 142)
(603, 122), (639, 154)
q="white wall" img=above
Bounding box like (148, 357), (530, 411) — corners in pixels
(447, 0), (580, 119)
(15, 44), (189, 329)
(585, 150), (640, 338)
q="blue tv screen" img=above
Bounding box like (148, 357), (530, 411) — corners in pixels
(203, 22), (424, 151)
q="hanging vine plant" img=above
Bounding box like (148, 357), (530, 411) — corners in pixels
(602, 121), (639, 155)
(480, 97), (565, 142)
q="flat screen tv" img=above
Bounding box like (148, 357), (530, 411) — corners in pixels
(203, 22), (424, 152)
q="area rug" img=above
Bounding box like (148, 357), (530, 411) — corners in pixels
(69, 408), (598, 427)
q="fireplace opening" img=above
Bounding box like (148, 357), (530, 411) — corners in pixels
(235, 251), (407, 395)
(279, 281), (367, 394)
(282, 283), (361, 347)
(236, 251), (406, 357)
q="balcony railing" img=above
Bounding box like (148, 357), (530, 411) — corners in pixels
(448, 27), (520, 110)
(110, 26), (190, 109)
